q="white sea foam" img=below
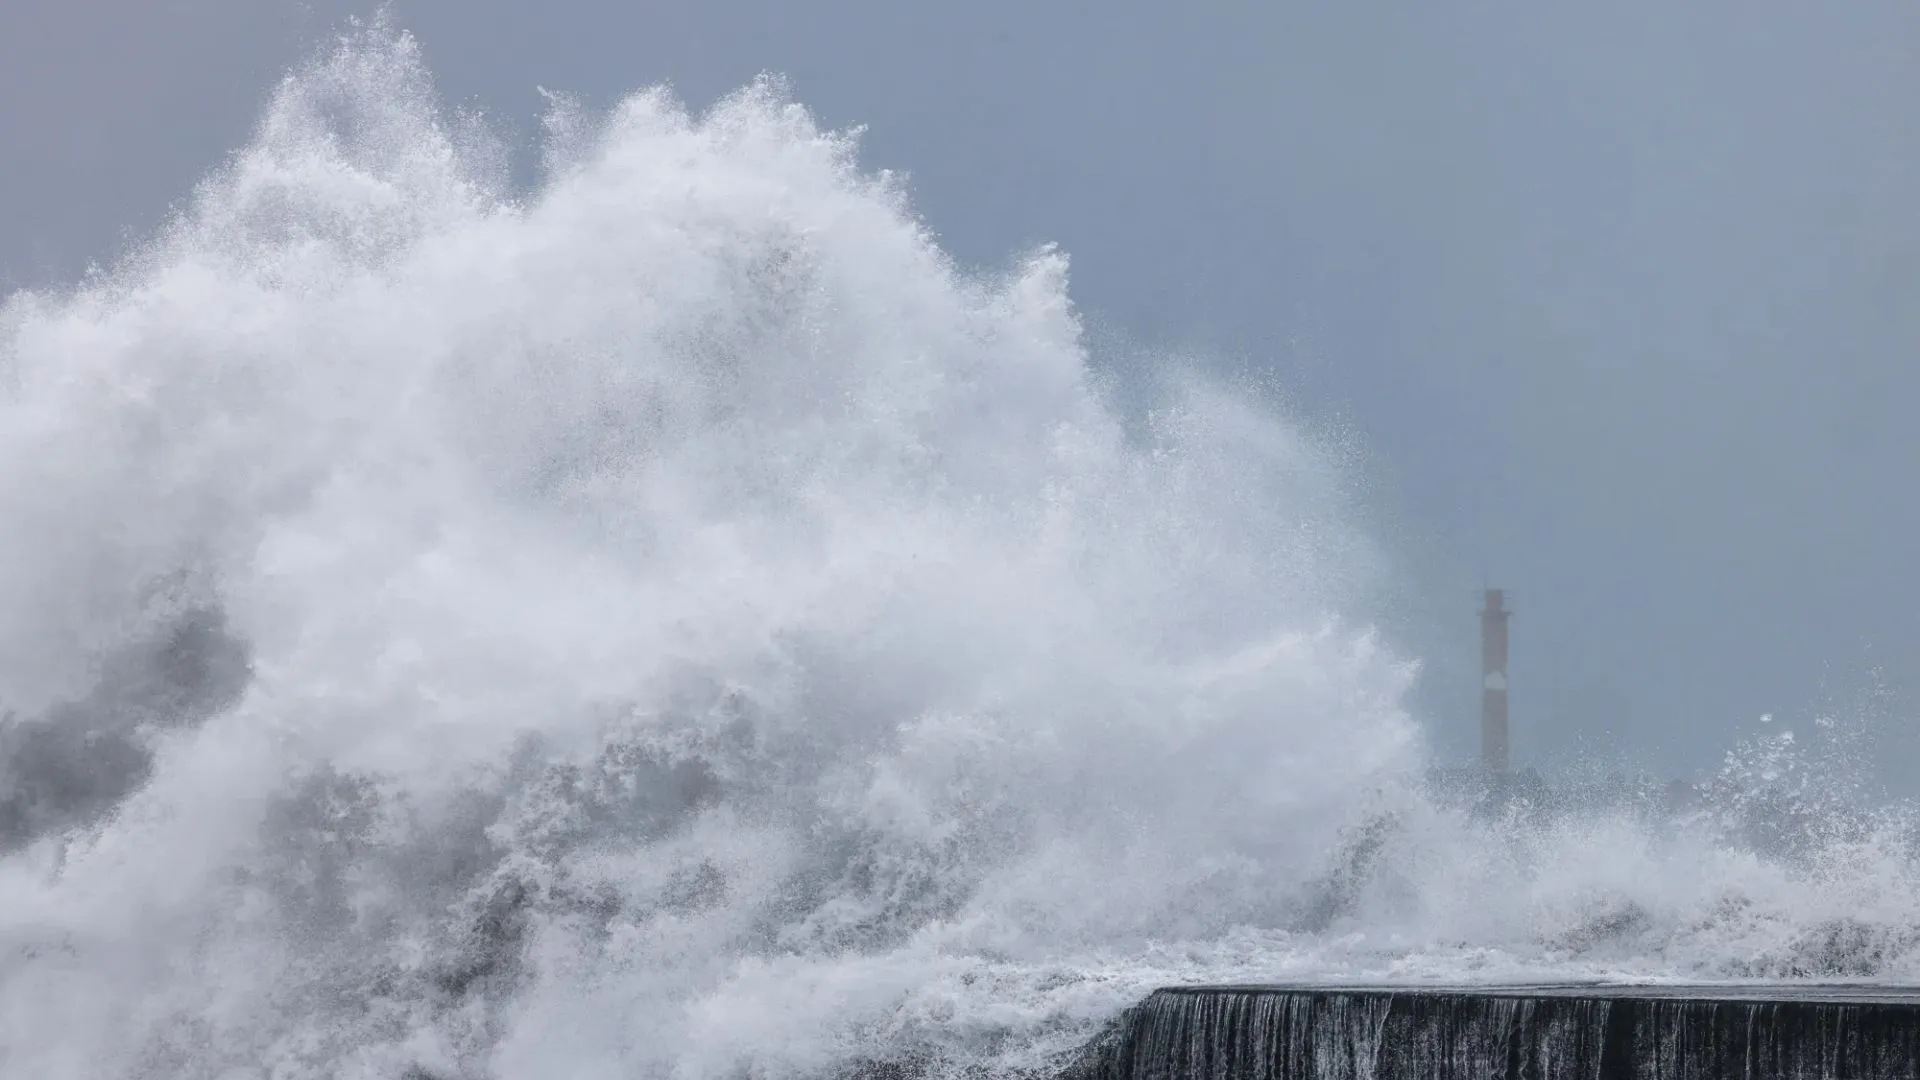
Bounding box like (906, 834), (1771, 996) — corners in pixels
(3, 20), (1918, 1080)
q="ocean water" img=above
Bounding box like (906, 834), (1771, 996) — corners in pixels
(3, 21), (1918, 1080)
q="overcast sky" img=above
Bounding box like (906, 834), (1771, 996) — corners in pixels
(7, 0), (1920, 785)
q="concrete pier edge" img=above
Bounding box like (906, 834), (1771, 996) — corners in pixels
(1060, 982), (1920, 1080)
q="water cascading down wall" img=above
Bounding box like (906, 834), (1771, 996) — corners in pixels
(1059, 984), (1920, 1080)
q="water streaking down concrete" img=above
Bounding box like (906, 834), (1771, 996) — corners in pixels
(1060, 984), (1920, 1080)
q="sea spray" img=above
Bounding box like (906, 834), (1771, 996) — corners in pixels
(4, 17), (1920, 1080)
(0, 20), (1414, 1079)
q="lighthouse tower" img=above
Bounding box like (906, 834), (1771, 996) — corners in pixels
(1481, 588), (1510, 773)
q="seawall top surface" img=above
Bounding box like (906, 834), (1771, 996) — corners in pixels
(1161, 982), (1920, 1005)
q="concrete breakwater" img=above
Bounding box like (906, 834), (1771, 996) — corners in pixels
(1059, 983), (1920, 1080)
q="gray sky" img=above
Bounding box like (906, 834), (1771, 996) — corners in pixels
(7, 1), (1920, 785)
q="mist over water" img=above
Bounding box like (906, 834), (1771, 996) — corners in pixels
(4, 22), (1920, 1080)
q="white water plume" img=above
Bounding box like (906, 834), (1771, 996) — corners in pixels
(3, 19), (1920, 1080)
